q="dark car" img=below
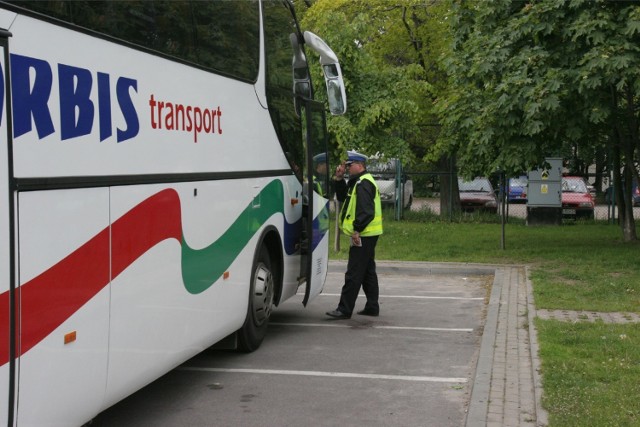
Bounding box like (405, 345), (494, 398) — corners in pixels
(458, 177), (498, 214)
(604, 179), (640, 206)
(507, 176), (528, 203)
(562, 176), (595, 219)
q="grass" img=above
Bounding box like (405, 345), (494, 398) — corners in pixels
(328, 207), (640, 426)
(330, 209), (640, 313)
(537, 321), (640, 426)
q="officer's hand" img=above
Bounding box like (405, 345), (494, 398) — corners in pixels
(352, 231), (361, 247)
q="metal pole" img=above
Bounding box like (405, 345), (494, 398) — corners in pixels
(333, 197), (340, 252)
(395, 160), (402, 221)
(449, 156), (454, 222)
(500, 172), (506, 250)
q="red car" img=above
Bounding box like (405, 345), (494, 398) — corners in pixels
(458, 177), (498, 214)
(562, 176), (595, 219)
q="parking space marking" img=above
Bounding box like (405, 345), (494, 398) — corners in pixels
(317, 293), (483, 301)
(178, 367), (468, 383)
(270, 322), (473, 332)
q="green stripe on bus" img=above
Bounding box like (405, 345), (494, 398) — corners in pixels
(180, 179), (284, 294)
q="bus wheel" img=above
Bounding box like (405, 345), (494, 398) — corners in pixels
(238, 246), (274, 352)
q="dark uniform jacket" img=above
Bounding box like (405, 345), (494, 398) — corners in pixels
(335, 170), (376, 233)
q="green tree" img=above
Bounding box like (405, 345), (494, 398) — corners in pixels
(301, 0), (436, 165)
(301, 0), (466, 212)
(437, 0), (640, 240)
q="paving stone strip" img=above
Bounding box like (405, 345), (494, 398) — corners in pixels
(467, 266), (544, 427)
(536, 309), (640, 323)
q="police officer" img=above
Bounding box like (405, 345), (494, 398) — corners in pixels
(312, 152), (329, 197)
(326, 150), (383, 319)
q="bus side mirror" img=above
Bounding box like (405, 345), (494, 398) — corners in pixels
(290, 33), (312, 117)
(303, 31), (347, 115)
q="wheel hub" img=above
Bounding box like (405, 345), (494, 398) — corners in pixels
(252, 262), (274, 326)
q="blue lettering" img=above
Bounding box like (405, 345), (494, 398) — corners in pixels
(116, 77), (139, 142)
(59, 64), (94, 140)
(9, 54), (139, 143)
(97, 72), (112, 142)
(11, 54), (55, 139)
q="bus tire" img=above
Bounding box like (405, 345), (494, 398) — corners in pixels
(237, 246), (274, 352)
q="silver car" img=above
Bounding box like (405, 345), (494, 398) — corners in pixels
(368, 158), (413, 209)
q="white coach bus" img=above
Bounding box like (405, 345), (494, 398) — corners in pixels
(0, 1), (347, 425)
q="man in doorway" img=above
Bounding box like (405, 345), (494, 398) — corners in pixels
(326, 150), (383, 319)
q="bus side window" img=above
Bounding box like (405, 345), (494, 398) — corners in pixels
(263, 1), (304, 179)
(7, 1), (261, 81)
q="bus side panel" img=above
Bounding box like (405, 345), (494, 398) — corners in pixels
(0, 41), (11, 426)
(8, 13), (289, 181)
(16, 189), (109, 426)
(104, 180), (270, 408)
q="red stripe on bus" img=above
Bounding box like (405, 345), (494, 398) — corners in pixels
(0, 188), (182, 366)
(111, 189), (182, 277)
(19, 229), (111, 359)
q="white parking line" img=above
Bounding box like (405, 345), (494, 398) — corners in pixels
(270, 322), (473, 332)
(318, 293), (483, 301)
(178, 366), (468, 383)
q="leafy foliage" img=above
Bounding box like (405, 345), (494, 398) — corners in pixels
(301, 0), (441, 165)
(436, 1), (640, 180)
(435, 0), (640, 239)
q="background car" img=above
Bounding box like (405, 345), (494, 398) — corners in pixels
(369, 158), (414, 209)
(458, 177), (498, 214)
(604, 179), (640, 206)
(507, 176), (528, 203)
(562, 176), (595, 219)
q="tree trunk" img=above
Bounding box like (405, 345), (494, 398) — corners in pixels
(438, 154), (458, 219)
(594, 145), (605, 196)
(611, 84), (637, 241)
(621, 162), (636, 241)
(621, 86), (638, 241)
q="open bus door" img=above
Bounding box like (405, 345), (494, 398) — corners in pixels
(0, 28), (14, 426)
(300, 99), (329, 306)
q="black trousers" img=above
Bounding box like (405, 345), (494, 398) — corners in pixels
(337, 235), (379, 316)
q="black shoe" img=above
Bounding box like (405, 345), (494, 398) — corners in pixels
(357, 309), (379, 317)
(326, 309), (350, 319)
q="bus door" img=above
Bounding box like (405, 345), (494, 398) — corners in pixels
(300, 99), (329, 306)
(15, 188), (111, 426)
(7, 47), (110, 427)
(0, 29), (13, 426)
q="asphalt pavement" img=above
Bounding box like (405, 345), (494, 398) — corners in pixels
(92, 260), (548, 426)
(330, 260), (548, 427)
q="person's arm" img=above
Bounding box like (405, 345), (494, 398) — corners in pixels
(333, 163), (348, 202)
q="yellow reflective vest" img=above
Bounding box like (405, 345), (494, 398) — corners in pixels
(339, 173), (383, 237)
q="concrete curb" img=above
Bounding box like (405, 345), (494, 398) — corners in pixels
(525, 266), (548, 426)
(329, 259), (500, 276)
(464, 268), (503, 426)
